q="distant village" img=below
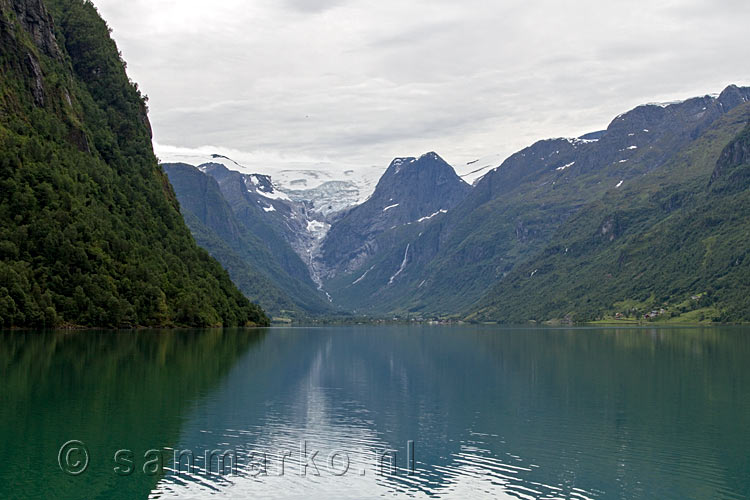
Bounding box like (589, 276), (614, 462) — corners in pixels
(615, 309), (667, 321)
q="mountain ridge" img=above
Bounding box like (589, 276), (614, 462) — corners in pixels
(471, 104), (750, 323)
(160, 84), (750, 324)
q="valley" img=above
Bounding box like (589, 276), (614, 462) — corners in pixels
(162, 86), (750, 324)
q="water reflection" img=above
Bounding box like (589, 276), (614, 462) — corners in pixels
(149, 326), (750, 499)
(0, 329), (266, 500)
(2, 327), (748, 499)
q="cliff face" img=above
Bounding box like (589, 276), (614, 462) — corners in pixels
(1, 0), (61, 57)
(0, 0), (268, 327)
(1, 0), (58, 111)
(710, 122), (750, 193)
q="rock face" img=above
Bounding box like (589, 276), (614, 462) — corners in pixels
(1, 0), (63, 110)
(710, 122), (750, 193)
(24, 51), (45, 105)
(319, 152), (471, 277)
(196, 163), (330, 287)
(1, 0), (61, 58)
(471, 102), (750, 324)
(165, 163), (245, 244)
(310, 86), (750, 316)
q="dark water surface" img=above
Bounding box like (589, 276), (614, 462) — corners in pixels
(1, 326), (749, 499)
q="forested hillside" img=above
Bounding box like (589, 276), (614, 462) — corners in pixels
(0, 0), (268, 327)
(471, 105), (750, 324)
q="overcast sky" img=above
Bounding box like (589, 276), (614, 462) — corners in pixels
(92, 0), (750, 173)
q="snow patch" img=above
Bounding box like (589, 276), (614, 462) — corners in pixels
(619, 159), (629, 163)
(627, 146), (638, 150)
(457, 153), (505, 184)
(416, 209), (448, 223)
(263, 205), (276, 212)
(306, 220), (326, 233)
(392, 158), (413, 174)
(257, 188), (291, 202)
(647, 99), (686, 108)
(565, 137), (599, 146)
(556, 161), (575, 171)
(383, 203), (400, 212)
(616, 180), (624, 188)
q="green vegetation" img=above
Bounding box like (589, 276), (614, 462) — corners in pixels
(471, 111), (750, 324)
(0, 0), (268, 328)
(163, 163), (334, 321)
(182, 211), (301, 317)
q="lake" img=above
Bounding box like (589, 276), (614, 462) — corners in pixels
(1, 326), (749, 499)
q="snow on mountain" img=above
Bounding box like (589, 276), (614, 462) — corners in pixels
(285, 181), (367, 216)
(156, 148), (381, 216)
(158, 146), (516, 213)
(455, 153), (505, 185)
(416, 209), (448, 223)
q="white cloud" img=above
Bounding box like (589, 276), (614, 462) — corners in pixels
(92, 0), (750, 174)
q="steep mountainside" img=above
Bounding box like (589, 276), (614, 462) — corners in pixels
(332, 86), (750, 317)
(316, 153), (472, 312)
(471, 109), (750, 323)
(198, 162), (330, 282)
(156, 82), (750, 324)
(320, 152), (471, 277)
(0, 0), (267, 327)
(163, 164), (314, 318)
(163, 163), (334, 317)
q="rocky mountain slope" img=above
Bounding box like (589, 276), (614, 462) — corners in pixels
(157, 151), (383, 217)
(319, 152), (471, 278)
(163, 163), (334, 318)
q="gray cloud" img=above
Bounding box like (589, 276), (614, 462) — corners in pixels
(284, 0), (344, 14)
(91, 0), (750, 173)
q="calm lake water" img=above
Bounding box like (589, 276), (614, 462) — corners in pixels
(1, 326), (749, 499)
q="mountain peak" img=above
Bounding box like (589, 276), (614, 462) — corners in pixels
(388, 157), (416, 173)
(717, 84), (750, 109)
(319, 152), (472, 276)
(386, 151), (455, 177)
(419, 151), (444, 161)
